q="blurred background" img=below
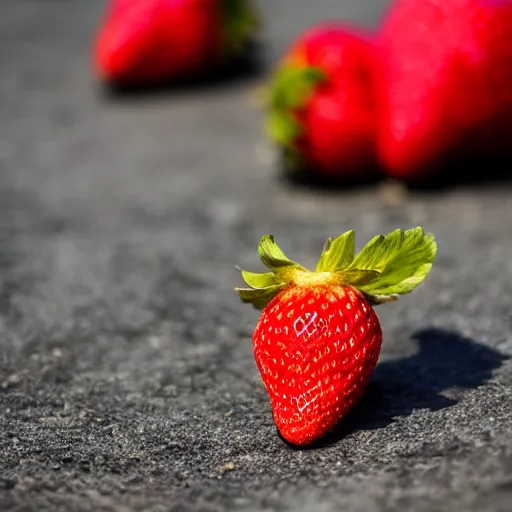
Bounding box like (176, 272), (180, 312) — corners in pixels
(1, 1), (512, 512)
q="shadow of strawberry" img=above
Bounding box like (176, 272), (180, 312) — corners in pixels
(278, 152), (512, 192)
(286, 327), (509, 449)
(98, 40), (264, 98)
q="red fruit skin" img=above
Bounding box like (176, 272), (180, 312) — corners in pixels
(286, 25), (373, 83)
(253, 285), (382, 446)
(376, 0), (512, 179)
(284, 25), (378, 178)
(300, 74), (376, 176)
(94, 0), (222, 86)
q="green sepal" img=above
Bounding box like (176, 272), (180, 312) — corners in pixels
(258, 235), (306, 272)
(363, 293), (399, 306)
(264, 64), (325, 150)
(348, 227), (437, 300)
(269, 66), (325, 111)
(235, 228), (437, 311)
(235, 235), (304, 309)
(266, 112), (301, 148)
(316, 230), (356, 272)
(236, 284), (285, 310)
(240, 270), (282, 289)
(339, 269), (381, 287)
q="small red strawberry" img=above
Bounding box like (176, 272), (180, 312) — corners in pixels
(236, 228), (436, 446)
(94, 0), (259, 86)
(264, 23), (378, 180)
(376, 0), (512, 180)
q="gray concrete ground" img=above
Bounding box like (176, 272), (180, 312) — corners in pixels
(1, 1), (512, 511)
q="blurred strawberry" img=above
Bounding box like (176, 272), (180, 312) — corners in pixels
(376, 0), (512, 180)
(265, 24), (378, 180)
(94, 0), (259, 86)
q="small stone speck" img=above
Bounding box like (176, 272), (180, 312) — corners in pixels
(217, 462), (235, 472)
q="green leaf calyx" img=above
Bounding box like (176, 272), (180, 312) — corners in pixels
(264, 64), (325, 152)
(235, 228), (437, 309)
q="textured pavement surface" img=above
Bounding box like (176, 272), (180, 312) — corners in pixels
(2, 1), (512, 511)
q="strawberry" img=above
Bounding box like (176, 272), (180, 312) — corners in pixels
(376, 0), (512, 180)
(94, 0), (259, 86)
(265, 24), (378, 180)
(236, 228), (437, 446)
